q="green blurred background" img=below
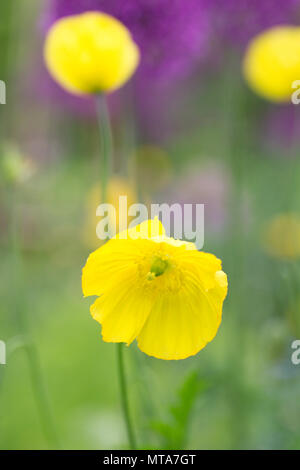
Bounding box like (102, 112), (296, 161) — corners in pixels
(1, 0), (300, 450)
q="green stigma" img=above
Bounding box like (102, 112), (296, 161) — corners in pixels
(147, 257), (169, 280)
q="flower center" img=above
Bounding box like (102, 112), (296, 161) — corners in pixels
(146, 257), (169, 281)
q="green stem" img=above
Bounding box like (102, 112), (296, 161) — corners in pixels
(117, 344), (137, 449)
(24, 342), (60, 448)
(95, 95), (136, 450)
(10, 187), (60, 449)
(96, 95), (113, 203)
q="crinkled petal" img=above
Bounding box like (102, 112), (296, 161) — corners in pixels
(176, 249), (223, 291)
(91, 286), (155, 344)
(137, 270), (227, 360)
(114, 216), (165, 240)
(82, 218), (165, 297)
(82, 237), (152, 297)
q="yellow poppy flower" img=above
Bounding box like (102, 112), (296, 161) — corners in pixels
(243, 26), (300, 102)
(44, 12), (140, 95)
(83, 176), (138, 248)
(82, 218), (228, 360)
(262, 213), (300, 260)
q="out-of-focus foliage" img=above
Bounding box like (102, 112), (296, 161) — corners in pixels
(1, 0), (300, 450)
(150, 371), (208, 449)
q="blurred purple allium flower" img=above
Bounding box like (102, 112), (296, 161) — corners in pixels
(42, 0), (210, 82)
(38, 0), (300, 137)
(38, 0), (211, 135)
(210, 0), (300, 45)
(263, 105), (300, 153)
(163, 162), (231, 234)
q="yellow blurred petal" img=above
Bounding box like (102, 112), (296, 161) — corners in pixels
(261, 213), (300, 259)
(83, 177), (137, 248)
(44, 12), (140, 95)
(243, 26), (300, 102)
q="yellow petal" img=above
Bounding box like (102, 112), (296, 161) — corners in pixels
(176, 249), (223, 291)
(93, 287), (154, 344)
(44, 12), (140, 95)
(137, 270), (227, 360)
(114, 216), (165, 240)
(82, 218), (165, 297)
(82, 217), (228, 360)
(243, 26), (300, 102)
(82, 237), (152, 297)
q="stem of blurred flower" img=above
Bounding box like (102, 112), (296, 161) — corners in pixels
(117, 344), (137, 449)
(96, 95), (113, 204)
(284, 106), (299, 209)
(10, 187), (60, 449)
(222, 56), (250, 448)
(95, 95), (137, 449)
(123, 82), (139, 191)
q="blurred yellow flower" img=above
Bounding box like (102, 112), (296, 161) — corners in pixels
(84, 176), (137, 248)
(262, 213), (300, 259)
(286, 298), (300, 337)
(82, 217), (228, 360)
(243, 26), (300, 102)
(44, 12), (140, 95)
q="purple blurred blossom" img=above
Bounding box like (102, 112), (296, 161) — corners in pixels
(38, 0), (300, 137)
(41, 0), (211, 82)
(209, 0), (300, 46)
(41, 0), (300, 80)
(263, 105), (300, 153)
(163, 162), (231, 234)
(38, 0), (212, 132)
